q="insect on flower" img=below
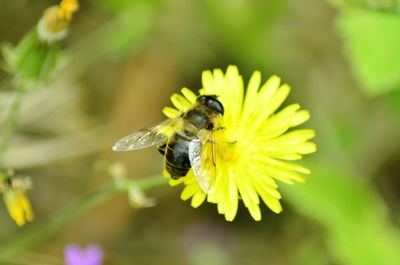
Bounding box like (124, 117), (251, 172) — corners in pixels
(113, 65), (316, 221)
(113, 95), (224, 193)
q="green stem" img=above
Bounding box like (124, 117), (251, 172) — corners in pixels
(0, 93), (23, 164)
(2, 175), (167, 258)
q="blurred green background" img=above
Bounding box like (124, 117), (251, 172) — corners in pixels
(1, 0), (400, 264)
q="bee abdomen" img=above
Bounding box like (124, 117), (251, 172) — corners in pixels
(165, 133), (191, 179)
(165, 161), (190, 179)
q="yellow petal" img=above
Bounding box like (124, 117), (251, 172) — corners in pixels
(181, 87), (197, 103)
(248, 204), (262, 221)
(3, 191), (33, 226)
(162, 107), (180, 119)
(181, 182), (199, 200)
(191, 192), (206, 208)
(255, 186), (283, 214)
(213, 68), (225, 97)
(290, 110), (311, 127)
(264, 84), (291, 118)
(235, 172), (259, 207)
(241, 71), (261, 121)
(170, 93), (192, 111)
(202, 70), (215, 94)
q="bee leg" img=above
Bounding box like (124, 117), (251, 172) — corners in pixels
(157, 143), (166, 155)
(171, 175), (180, 180)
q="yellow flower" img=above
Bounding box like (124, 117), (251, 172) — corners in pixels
(163, 65), (316, 221)
(37, 0), (79, 43)
(0, 171), (34, 226)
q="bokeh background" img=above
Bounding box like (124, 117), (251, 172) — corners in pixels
(1, 0), (400, 264)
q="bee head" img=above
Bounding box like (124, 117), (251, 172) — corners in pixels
(196, 95), (224, 116)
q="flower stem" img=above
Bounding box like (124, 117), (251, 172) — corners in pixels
(0, 93), (23, 164)
(2, 174), (167, 258)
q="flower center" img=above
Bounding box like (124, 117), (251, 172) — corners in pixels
(216, 139), (242, 165)
(215, 127), (242, 163)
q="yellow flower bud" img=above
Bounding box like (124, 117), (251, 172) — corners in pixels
(0, 171), (34, 226)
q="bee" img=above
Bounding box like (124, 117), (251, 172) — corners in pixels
(112, 95), (224, 193)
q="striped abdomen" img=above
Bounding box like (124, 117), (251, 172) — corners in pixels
(158, 133), (192, 179)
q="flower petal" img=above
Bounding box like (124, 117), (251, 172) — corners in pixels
(162, 107), (180, 119)
(170, 93), (192, 111)
(202, 70), (215, 94)
(248, 204), (262, 221)
(181, 87), (197, 103)
(191, 192), (206, 208)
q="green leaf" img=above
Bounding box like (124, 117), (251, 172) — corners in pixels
(337, 9), (400, 96)
(284, 159), (400, 265)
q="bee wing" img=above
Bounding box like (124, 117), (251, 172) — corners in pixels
(188, 131), (217, 194)
(112, 120), (173, 151)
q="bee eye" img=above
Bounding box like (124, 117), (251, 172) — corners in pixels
(208, 99), (224, 115)
(197, 95), (224, 115)
(196, 95), (208, 105)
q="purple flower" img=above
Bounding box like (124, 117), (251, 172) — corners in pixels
(64, 244), (103, 265)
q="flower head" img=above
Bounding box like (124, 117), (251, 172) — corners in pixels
(38, 0), (79, 43)
(64, 244), (103, 265)
(1, 0), (78, 91)
(0, 170), (34, 226)
(163, 65), (316, 221)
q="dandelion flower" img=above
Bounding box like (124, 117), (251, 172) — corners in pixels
(0, 170), (34, 226)
(163, 65), (316, 221)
